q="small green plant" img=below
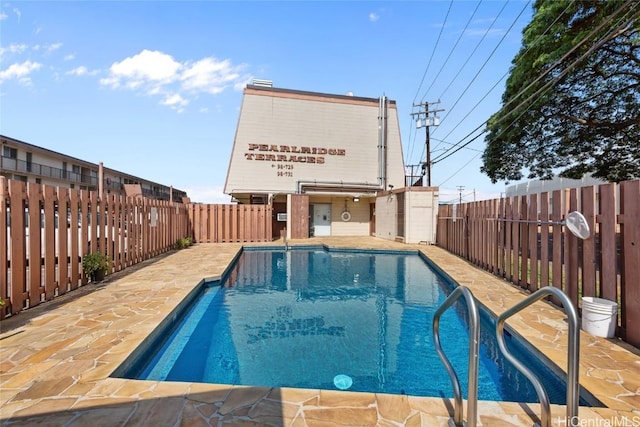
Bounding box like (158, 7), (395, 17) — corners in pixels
(82, 252), (111, 281)
(175, 236), (194, 250)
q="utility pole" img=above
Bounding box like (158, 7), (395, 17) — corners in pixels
(457, 185), (465, 204)
(411, 101), (444, 187)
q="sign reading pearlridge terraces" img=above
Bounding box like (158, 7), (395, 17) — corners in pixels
(243, 144), (346, 164)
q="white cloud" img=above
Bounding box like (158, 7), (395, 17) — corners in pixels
(101, 49), (181, 89)
(64, 54), (75, 61)
(181, 57), (244, 94)
(233, 76), (253, 91)
(13, 8), (21, 21)
(369, 12), (379, 22)
(0, 43), (28, 56)
(66, 65), (98, 76)
(0, 60), (41, 84)
(0, 11), (8, 20)
(100, 49), (251, 113)
(46, 42), (63, 53)
(162, 93), (188, 107)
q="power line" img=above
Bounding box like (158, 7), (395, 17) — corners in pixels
(412, 1), (520, 164)
(438, 152), (481, 187)
(431, 137), (483, 153)
(412, 0), (454, 105)
(419, 0), (483, 101)
(431, 0), (638, 165)
(431, 0), (531, 133)
(478, 3), (640, 153)
(435, 1), (509, 102)
(433, 1), (575, 150)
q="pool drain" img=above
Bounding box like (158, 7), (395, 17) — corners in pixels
(333, 374), (353, 390)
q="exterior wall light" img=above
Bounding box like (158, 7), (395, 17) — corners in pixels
(353, 197), (360, 203)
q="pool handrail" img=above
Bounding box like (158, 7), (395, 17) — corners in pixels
(433, 285), (480, 427)
(495, 286), (580, 427)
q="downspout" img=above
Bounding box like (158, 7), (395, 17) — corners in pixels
(378, 96), (387, 190)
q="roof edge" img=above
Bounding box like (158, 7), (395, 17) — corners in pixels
(244, 85), (397, 105)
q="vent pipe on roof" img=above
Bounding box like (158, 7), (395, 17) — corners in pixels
(252, 79), (273, 87)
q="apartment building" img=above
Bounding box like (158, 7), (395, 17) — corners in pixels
(0, 135), (188, 202)
(225, 82), (439, 242)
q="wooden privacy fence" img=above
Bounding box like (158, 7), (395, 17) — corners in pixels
(187, 203), (272, 243)
(436, 179), (640, 347)
(1, 177), (189, 319)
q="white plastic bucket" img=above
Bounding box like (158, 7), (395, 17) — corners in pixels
(581, 297), (618, 338)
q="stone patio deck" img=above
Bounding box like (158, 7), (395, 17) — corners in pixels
(1, 237), (639, 426)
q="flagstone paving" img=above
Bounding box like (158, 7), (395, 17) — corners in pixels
(1, 237), (639, 426)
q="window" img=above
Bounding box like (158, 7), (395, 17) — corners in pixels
(62, 161), (67, 179)
(72, 164), (81, 174)
(26, 152), (32, 172)
(2, 146), (17, 158)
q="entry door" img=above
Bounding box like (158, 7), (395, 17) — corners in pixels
(312, 204), (331, 236)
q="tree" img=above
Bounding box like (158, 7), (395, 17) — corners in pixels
(481, 0), (640, 183)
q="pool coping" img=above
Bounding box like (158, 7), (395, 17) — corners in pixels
(1, 237), (639, 426)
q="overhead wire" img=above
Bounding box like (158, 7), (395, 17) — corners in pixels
(437, 152), (481, 187)
(435, 1), (509, 103)
(415, 1), (511, 164)
(419, 0), (483, 101)
(406, 0), (454, 166)
(430, 0), (532, 136)
(431, 2), (635, 164)
(434, 0), (575, 148)
(431, 137), (483, 153)
(411, 0), (454, 105)
(430, 1), (639, 166)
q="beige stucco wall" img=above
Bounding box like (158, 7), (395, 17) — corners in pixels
(224, 88), (405, 196)
(374, 188), (438, 244)
(374, 192), (398, 240)
(302, 195), (372, 237)
(330, 198), (371, 236)
(404, 189), (439, 244)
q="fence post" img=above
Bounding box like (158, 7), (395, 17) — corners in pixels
(8, 180), (27, 314)
(620, 180), (640, 347)
(27, 183), (43, 305)
(43, 185), (57, 298)
(0, 177), (8, 319)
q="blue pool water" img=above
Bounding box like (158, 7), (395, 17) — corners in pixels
(116, 248), (595, 404)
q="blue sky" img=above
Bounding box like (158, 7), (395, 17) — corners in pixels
(1, 1), (533, 203)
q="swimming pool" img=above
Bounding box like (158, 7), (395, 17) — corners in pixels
(115, 247), (596, 404)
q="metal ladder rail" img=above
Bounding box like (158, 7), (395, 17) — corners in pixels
(495, 287), (580, 427)
(433, 286), (480, 427)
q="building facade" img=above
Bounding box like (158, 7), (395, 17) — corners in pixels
(225, 83), (438, 242)
(1, 135), (188, 202)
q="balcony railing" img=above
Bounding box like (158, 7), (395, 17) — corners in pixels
(1, 156), (98, 186)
